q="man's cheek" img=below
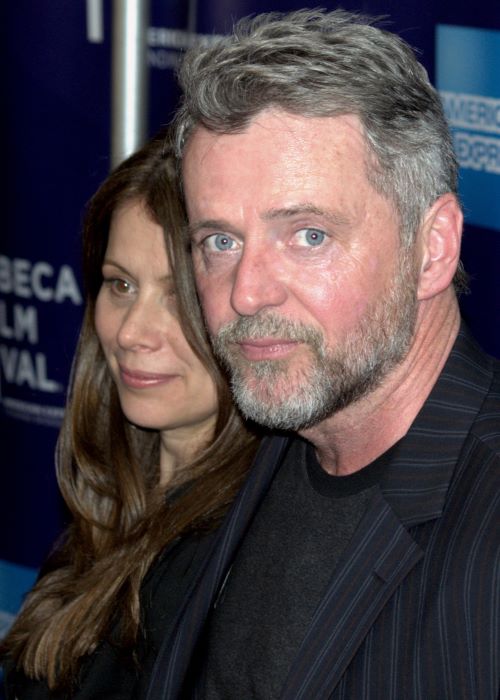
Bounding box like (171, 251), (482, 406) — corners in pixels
(198, 289), (224, 333)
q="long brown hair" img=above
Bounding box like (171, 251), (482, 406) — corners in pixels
(1, 130), (259, 688)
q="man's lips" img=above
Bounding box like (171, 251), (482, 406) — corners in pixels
(235, 338), (301, 361)
(119, 366), (176, 389)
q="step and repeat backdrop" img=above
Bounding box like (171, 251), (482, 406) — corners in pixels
(2, 0), (500, 656)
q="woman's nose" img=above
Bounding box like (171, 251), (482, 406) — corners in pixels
(116, 297), (165, 352)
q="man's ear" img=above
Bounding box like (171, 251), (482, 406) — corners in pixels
(417, 194), (463, 301)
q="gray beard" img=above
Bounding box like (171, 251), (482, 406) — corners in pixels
(211, 253), (419, 431)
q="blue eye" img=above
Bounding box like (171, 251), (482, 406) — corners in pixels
(296, 228), (326, 247)
(206, 233), (236, 251)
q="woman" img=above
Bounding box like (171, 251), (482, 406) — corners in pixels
(1, 131), (259, 698)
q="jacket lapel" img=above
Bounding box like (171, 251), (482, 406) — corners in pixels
(280, 489), (424, 699)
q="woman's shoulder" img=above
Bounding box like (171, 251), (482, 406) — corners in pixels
(3, 530), (217, 700)
(3, 666), (53, 700)
(3, 646), (140, 700)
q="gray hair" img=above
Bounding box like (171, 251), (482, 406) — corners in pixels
(175, 9), (467, 288)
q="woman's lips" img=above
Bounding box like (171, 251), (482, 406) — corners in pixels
(119, 366), (176, 389)
(236, 338), (301, 361)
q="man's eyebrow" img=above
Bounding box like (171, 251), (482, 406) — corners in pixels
(185, 206), (350, 239)
(185, 219), (233, 239)
(262, 204), (350, 226)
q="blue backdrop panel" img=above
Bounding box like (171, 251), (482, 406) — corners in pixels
(3, 2), (111, 574)
(2, 5), (114, 663)
(2, 5), (499, 692)
(436, 23), (500, 354)
(0, 561), (37, 639)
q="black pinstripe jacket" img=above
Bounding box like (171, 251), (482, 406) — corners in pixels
(147, 326), (499, 699)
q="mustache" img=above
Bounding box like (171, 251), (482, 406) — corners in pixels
(212, 313), (324, 348)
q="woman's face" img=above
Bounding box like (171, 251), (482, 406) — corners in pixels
(95, 199), (218, 446)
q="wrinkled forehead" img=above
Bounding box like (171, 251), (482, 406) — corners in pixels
(182, 109), (371, 175)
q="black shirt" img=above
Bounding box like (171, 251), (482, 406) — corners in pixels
(202, 439), (388, 699)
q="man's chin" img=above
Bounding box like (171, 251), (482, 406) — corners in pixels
(229, 372), (333, 431)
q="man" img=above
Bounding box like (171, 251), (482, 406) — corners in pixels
(148, 10), (499, 699)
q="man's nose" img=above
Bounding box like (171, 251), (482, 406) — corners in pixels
(230, 243), (287, 317)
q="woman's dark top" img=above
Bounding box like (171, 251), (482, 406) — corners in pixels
(3, 532), (215, 699)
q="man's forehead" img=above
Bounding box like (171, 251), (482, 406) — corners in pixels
(182, 110), (367, 164)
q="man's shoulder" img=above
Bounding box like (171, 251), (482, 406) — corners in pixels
(467, 345), (500, 455)
(449, 342), (500, 515)
(446, 326), (500, 452)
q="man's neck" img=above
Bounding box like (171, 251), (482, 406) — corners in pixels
(300, 293), (461, 476)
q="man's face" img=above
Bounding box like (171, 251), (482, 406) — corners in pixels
(183, 109), (419, 430)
